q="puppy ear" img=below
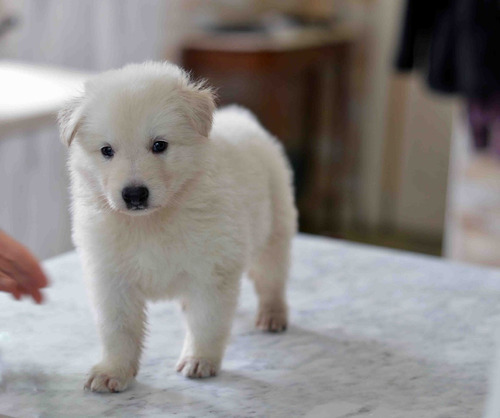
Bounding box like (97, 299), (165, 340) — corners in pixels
(58, 96), (85, 147)
(181, 81), (216, 138)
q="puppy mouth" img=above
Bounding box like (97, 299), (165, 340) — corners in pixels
(126, 204), (147, 211)
(117, 204), (161, 216)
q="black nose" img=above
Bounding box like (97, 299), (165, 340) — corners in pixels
(122, 186), (149, 209)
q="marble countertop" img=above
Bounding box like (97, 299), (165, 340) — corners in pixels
(1, 234), (500, 417)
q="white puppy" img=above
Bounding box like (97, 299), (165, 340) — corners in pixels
(59, 61), (297, 393)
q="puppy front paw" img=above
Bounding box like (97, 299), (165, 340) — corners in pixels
(176, 357), (219, 378)
(84, 363), (136, 393)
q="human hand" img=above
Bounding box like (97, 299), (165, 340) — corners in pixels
(0, 230), (49, 303)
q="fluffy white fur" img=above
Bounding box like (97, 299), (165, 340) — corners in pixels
(59, 61), (297, 393)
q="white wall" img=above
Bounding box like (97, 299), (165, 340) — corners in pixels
(1, 0), (191, 69)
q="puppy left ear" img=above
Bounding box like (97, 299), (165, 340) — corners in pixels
(181, 81), (216, 138)
(58, 96), (85, 147)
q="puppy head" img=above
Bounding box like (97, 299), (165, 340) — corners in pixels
(59, 62), (215, 215)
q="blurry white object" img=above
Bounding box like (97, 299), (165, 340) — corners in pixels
(0, 61), (87, 136)
(0, 61), (88, 259)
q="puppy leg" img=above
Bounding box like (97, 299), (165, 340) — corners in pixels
(250, 233), (292, 333)
(85, 281), (146, 393)
(176, 268), (240, 378)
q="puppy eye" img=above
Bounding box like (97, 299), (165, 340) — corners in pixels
(101, 146), (114, 158)
(152, 140), (168, 154)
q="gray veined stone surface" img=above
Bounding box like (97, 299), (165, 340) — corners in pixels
(0, 234), (499, 417)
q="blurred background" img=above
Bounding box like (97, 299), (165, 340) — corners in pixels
(0, 0), (499, 268)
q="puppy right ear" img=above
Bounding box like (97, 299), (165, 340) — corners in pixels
(58, 96), (85, 147)
(180, 79), (216, 138)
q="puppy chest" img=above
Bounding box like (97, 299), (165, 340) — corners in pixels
(115, 236), (210, 295)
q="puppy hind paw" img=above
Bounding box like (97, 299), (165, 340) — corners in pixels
(256, 308), (288, 333)
(176, 357), (219, 379)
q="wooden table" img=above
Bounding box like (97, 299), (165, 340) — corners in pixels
(182, 25), (357, 236)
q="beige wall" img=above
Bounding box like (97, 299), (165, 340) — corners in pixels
(348, 0), (405, 228)
(347, 0), (454, 239)
(394, 78), (454, 237)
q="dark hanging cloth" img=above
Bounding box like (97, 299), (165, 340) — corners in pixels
(395, 0), (500, 154)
